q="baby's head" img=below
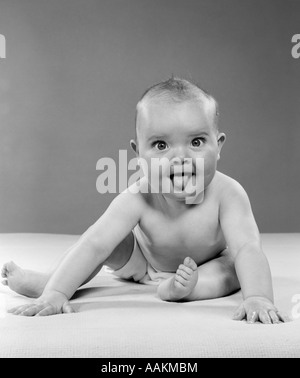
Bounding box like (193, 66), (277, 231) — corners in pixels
(130, 77), (225, 203)
(134, 77), (219, 144)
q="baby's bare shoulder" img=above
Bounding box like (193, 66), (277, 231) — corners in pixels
(120, 177), (149, 208)
(214, 171), (249, 202)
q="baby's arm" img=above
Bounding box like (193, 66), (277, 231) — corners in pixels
(220, 179), (289, 323)
(10, 190), (143, 316)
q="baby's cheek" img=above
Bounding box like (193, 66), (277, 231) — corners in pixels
(203, 156), (218, 181)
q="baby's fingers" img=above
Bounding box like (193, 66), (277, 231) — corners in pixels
(269, 310), (280, 324)
(247, 311), (259, 324)
(8, 304), (32, 315)
(36, 305), (58, 317)
(258, 310), (272, 324)
(62, 302), (75, 314)
(276, 311), (291, 323)
(232, 304), (246, 321)
(20, 305), (44, 316)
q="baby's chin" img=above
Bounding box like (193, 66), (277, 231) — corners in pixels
(162, 189), (204, 205)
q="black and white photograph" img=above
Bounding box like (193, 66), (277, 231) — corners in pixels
(0, 0), (299, 360)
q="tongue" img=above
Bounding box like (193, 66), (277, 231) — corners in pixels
(172, 175), (189, 192)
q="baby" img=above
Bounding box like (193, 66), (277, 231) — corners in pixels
(2, 77), (288, 323)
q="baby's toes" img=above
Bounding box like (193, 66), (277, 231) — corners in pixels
(5, 261), (18, 274)
(1, 279), (8, 286)
(176, 266), (191, 280)
(183, 257), (197, 271)
(2, 261), (17, 278)
(1, 265), (8, 278)
(174, 274), (186, 287)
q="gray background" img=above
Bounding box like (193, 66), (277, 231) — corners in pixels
(0, 0), (299, 234)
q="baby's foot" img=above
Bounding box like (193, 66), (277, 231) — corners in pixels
(157, 257), (198, 301)
(1, 261), (48, 298)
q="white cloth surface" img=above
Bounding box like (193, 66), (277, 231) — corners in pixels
(0, 233), (299, 358)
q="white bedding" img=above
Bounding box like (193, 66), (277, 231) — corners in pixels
(0, 233), (300, 358)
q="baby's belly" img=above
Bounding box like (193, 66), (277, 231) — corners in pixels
(135, 230), (226, 273)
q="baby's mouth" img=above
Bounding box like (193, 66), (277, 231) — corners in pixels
(170, 172), (195, 191)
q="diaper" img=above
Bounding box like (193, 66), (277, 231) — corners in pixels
(113, 230), (174, 286)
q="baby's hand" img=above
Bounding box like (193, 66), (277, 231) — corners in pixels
(8, 290), (74, 317)
(233, 296), (290, 324)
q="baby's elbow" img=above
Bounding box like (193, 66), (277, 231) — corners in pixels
(78, 227), (104, 253)
(235, 240), (264, 260)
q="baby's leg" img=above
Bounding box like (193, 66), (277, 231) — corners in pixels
(1, 241), (81, 297)
(1, 232), (134, 298)
(157, 249), (240, 302)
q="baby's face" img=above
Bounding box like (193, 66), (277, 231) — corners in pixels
(134, 100), (225, 202)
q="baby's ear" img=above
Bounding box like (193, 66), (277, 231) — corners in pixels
(217, 133), (226, 146)
(217, 133), (226, 160)
(130, 139), (139, 155)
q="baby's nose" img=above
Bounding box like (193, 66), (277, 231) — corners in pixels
(171, 146), (191, 164)
(171, 145), (189, 161)
(171, 156), (191, 165)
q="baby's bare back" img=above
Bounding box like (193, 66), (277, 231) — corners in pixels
(136, 172), (227, 272)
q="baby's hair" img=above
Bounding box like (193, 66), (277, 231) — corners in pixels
(135, 76), (219, 138)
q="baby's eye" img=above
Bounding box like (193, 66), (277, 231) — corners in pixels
(191, 137), (205, 147)
(153, 141), (168, 151)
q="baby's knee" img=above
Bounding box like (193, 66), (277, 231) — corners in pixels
(220, 271), (240, 294)
(186, 270), (239, 301)
(105, 232), (134, 270)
